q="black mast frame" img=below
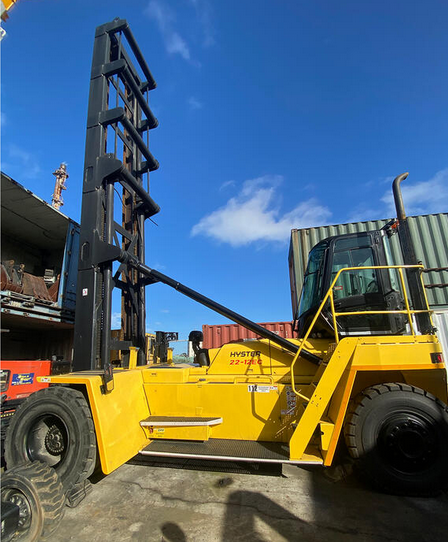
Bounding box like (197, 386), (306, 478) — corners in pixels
(73, 19), (160, 387)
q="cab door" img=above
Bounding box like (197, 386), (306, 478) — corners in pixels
(326, 232), (405, 335)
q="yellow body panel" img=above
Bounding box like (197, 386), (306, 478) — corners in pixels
(144, 381), (294, 442)
(350, 335), (444, 368)
(39, 331), (446, 470)
(39, 369), (150, 474)
(207, 339), (328, 379)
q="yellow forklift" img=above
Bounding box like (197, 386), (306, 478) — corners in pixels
(3, 21), (448, 537)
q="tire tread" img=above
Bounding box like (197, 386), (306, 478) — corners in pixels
(4, 386), (97, 493)
(343, 382), (448, 495)
(1, 461), (65, 539)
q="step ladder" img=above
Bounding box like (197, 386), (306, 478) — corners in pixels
(289, 340), (356, 462)
(137, 341), (355, 466)
(138, 417), (323, 465)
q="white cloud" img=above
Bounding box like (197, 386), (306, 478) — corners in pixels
(380, 175), (395, 186)
(189, 0), (215, 47)
(348, 168), (448, 222)
(188, 96), (203, 110)
(2, 144), (41, 179)
(191, 175), (332, 247)
(146, 0), (191, 61)
(166, 32), (190, 60)
(219, 180), (236, 191)
(381, 168), (448, 216)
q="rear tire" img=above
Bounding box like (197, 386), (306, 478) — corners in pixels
(1, 461), (65, 541)
(344, 383), (448, 495)
(5, 387), (97, 495)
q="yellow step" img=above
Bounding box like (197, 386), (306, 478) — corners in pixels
(140, 416), (223, 442)
(140, 416), (222, 427)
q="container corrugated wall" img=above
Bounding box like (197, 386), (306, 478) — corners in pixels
(202, 321), (295, 349)
(289, 213), (448, 318)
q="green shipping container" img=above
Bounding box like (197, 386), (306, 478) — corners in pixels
(289, 213), (448, 321)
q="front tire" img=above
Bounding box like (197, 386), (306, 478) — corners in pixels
(5, 387), (97, 495)
(1, 461), (65, 541)
(344, 383), (448, 495)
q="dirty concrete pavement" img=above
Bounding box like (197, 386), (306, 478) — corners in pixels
(52, 456), (447, 542)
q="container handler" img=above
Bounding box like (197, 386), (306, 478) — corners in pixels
(3, 21), (448, 516)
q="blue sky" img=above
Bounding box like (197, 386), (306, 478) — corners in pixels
(2, 0), (448, 353)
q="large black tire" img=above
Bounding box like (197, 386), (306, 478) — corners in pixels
(5, 387), (97, 494)
(344, 383), (448, 495)
(1, 461), (65, 541)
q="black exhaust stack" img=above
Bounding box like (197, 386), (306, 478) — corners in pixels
(392, 173), (433, 334)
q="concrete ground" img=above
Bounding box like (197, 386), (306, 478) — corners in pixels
(51, 456), (448, 542)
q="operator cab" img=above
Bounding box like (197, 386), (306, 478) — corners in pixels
(296, 231), (406, 338)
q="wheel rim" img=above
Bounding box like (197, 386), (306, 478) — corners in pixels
(25, 415), (69, 468)
(1, 488), (32, 533)
(378, 413), (438, 473)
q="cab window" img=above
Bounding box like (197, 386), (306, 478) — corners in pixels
(299, 241), (327, 316)
(331, 243), (378, 300)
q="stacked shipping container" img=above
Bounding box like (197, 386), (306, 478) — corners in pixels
(202, 321), (295, 349)
(288, 213), (448, 319)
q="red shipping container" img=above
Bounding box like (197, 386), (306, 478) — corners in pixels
(202, 321), (296, 349)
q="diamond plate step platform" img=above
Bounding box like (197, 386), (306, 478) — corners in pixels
(140, 416), (223, 427)
(139, 439), (323, 464)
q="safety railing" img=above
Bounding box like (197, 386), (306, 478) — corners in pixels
(290, 264), (433, 397)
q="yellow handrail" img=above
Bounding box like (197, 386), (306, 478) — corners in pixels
(397, 267), (415, 336)
(290, 264), (431, 396)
